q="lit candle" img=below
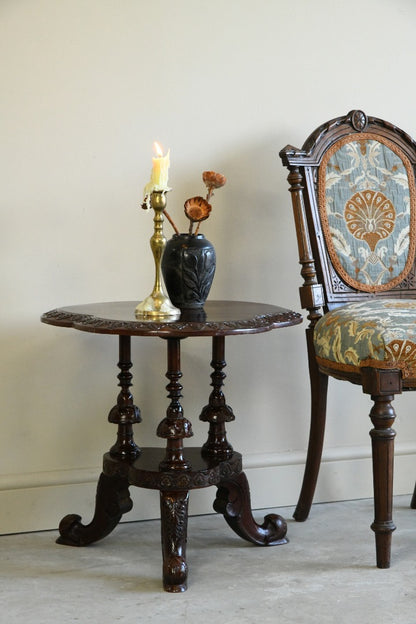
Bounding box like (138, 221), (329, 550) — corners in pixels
(144, 142), (170, 200)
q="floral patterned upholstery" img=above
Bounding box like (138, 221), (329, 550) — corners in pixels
(314, 298), (416, 378)
(318, 135), (416, 292)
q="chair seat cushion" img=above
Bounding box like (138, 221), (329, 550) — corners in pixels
(314, 298), (416, 377)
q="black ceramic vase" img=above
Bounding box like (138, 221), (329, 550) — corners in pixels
(161, 233), (216, 309)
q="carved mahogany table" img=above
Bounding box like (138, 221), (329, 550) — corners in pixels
(41, 300), (302, 592)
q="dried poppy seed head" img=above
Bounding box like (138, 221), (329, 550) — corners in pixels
(184, 196), (212, 223)
(202, 171), (227, 190)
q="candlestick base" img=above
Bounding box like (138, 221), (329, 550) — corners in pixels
(135, 294), (180, 319)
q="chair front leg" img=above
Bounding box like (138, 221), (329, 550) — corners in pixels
(362, 367), (401, 568)
(369, 392), (397, 568)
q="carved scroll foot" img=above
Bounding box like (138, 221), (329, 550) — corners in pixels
(56, 473), (133, 546)
(160, 491), (189, 592)
(214, 472), (288, 546)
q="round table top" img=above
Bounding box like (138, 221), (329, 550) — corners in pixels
(41, 300), (302, 337)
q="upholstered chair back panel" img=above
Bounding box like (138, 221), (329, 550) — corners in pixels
(318, 134), (416, 293)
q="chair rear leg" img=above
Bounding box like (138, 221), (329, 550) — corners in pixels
(293, 328), (328, 521)
(411, 482), (416, 509)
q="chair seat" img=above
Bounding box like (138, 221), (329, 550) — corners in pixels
(314, 298), (416, 378)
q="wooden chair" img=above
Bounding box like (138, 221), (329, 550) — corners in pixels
(280, 110), (416, 568)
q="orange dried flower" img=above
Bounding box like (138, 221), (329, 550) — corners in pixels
(202, 171), (226, 204)
(202, 171), (227, 191)
(184, 196), (212, 223)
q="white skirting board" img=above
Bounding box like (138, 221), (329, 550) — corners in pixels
(1, 442), (415, 535)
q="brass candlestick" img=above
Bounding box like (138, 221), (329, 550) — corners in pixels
(135, 191), (180, 319)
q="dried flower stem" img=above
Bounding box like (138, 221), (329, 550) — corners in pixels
(195, 189), (214, 233)
(163, 209), (180, 235)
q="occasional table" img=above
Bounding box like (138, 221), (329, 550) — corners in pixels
(41, 300), (302, 592)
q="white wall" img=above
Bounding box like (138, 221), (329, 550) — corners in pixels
(2, 0), (416, 533)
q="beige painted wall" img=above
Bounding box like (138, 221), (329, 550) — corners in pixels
(2, 0), (416, 533)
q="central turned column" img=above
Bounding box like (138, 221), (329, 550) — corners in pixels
(156, 337), (194, 592)
(157, 337), (193, 469)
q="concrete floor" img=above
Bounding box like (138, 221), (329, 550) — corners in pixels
(1, 496), (415, 624)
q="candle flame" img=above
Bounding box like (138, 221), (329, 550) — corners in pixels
(154, 141), (164, 157)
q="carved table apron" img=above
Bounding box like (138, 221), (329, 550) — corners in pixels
(41, 300), (302, 592)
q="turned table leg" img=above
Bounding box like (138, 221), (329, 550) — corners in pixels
(57, 335), (140, 546)
(108, 335), (142, 460)
(202, 336), (288, 546)
(200, 336), (235, 458)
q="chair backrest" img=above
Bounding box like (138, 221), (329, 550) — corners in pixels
(280, 110), (416, 324)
